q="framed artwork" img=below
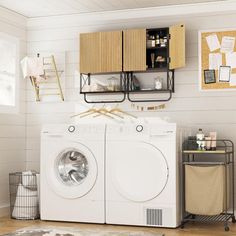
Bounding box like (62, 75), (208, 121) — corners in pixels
(219, 66), (231, 82)
(204, 69), (216, 84)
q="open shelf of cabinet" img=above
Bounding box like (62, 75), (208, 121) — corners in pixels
(125, 27), (174, 102)
(147, 46), (167, 50)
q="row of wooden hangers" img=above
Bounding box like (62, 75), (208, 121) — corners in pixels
(71, 105), (137, 120)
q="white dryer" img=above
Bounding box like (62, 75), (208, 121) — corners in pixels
(40, 124), (105, 223)
(106, 121), (180, 228)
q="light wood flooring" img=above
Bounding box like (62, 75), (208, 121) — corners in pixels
(0, 216), (236, 236)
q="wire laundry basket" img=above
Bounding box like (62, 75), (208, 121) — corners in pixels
(9, 172), (40, 220)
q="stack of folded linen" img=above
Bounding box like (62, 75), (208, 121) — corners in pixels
(12, 171), (39, 219)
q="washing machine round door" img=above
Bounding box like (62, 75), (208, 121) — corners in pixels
(46, 142), (97, 199)
(111, 141), (169, 202)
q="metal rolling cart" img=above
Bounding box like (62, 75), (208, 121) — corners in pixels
(181, 139), (235, 231)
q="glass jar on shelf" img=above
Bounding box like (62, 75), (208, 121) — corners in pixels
(154, 76), (163, 90)
(107, 76), (120, 91)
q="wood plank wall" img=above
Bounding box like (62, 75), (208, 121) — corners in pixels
(26, 11), (236, 206)
(0, 7), (27, 215)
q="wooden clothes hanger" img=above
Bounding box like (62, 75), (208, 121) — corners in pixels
(70, 106), (96, 118)
(109, 105), (137, 119)
(71, 105), (137, 120)
(71, 106), (114, 119)
(93, 106), (124, 119)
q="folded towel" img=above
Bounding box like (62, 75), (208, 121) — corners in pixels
(21, 56), (44, 79)
(22, 171), (37, 190)
(12, 184), (39, 219)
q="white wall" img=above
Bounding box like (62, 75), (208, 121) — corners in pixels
(26, 5), (236, 200)
(0, 7), (27, 216)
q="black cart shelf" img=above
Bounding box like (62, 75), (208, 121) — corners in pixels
(181, 139), (235, 231)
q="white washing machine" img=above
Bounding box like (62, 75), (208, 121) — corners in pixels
(106, 121), (181, 228)
(40, 124), (105, 223)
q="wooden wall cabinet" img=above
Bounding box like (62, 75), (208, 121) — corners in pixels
(80, 24), (185, 73)
(101, 31), (122, 73)
(169, 24), (185, 69)
(123, 29), (146, 72)
(123, 24), (185, 71)
(80, 32), (101, 74)
(80, 31), (122, 74)
(79, 24), (185, 103)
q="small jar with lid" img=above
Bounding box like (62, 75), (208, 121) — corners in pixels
(107, 77), (120, 91)
(154, 76), (163, 90)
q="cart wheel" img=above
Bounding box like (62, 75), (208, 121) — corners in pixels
(232, 216), (236, 223)
(180, 224), (185, 229)
(225, 226), (229, 231)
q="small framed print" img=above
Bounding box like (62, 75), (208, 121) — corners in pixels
(219, 66), (231, 82)
(204, 69), (216, 84)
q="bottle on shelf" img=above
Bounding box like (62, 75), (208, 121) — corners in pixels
(163, 36), (168, 45)
(146, 33), (155, 48)
(155, 34), (160, 47)
(150, 34), (156, 47)
(196, 128), (205, 150)
(151, 53), (155, 68)
(154, 76), (163, 90)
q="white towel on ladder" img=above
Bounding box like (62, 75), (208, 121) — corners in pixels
(20, 56), (44, 79)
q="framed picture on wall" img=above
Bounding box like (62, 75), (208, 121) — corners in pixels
(219, 66), (231, 82)
(204, 69), (216, 84)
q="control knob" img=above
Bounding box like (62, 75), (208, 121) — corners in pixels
(68, 125), (75, 133)
(136, 125), (143, 132)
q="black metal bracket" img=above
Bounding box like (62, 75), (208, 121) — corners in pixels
(126, 70), (174, 103)
(127, 90), (172, 103)
(79, 68), (175, 103)
(80, 72), (127, 104)
(83, 92), (126, 104)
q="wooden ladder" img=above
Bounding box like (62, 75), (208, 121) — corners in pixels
(30, 55), (64, 102)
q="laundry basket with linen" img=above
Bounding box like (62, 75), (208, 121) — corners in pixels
(9, 171), (40, 219)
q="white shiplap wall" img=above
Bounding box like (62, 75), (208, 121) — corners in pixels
(0, 7), (27, 216)
(26, 8), (236, 198)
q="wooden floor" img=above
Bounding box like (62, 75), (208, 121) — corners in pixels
(0, 216), (236, 236)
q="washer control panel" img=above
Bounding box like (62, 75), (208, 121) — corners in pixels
(136, 125), (144, 132)
(68, 125), (75, 133)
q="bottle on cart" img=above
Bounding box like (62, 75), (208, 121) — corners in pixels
(196, 128), (205, 150)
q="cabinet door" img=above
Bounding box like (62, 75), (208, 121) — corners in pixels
(101, 31), (122, 72)
(123, 29), (146, 71)
(169, 24), (185, 69)
(80, 32), (101, 73)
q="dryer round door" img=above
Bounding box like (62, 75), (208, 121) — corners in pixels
(111, 141), (169, 202)
(46, 142), (98, 199)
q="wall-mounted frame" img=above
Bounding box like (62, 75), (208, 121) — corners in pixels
(219, 66), (231, 82)
(204, 69), (216, 84)
(199, 28), (236, 91)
